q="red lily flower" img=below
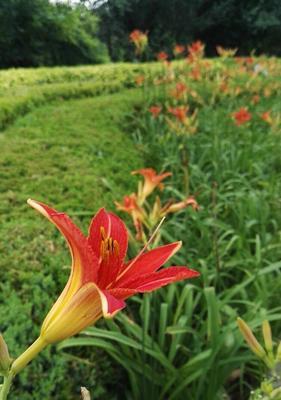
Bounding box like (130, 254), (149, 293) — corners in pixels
(190, 66), (201, 81)
(260, 111), (272, 124)
(129, 30), (148, 55)
(135, 75), (145, 86)
(216, 46), (237, 58)
(164, 196), (200, 214)
(168, 106), (189, 123)
(149, 105), (162, 118)
(27, 200), (199, 344)
(132, 168), (172, 203)
(173, 44), (185, 56)
(115, 193), (145, 240)
(232, 107), (252, 126)
(187, 40), (205, 61)
(170, 82), (188, 99)
(157, 51), (168, 62)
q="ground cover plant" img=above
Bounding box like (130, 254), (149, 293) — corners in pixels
(62, 47), (281, 399)
(0, 41), (281, 399)
(0, 85), (147, 398)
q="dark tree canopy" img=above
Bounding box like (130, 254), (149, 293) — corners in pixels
(95, 0), (281, 60)
(0, 0), (280, 68)
(0, 0), (109, 68)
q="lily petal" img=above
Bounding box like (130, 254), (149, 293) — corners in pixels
(125, 266), (200, 292)
(116, 241), (182, 287)
(41, 283), (102, 343)
(88, 208), (128, 264)
(98, 288), (126, 318)
(28, 199), (99, 330)
(107, 287), (137, 300)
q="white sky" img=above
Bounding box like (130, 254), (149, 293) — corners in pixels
(50, 0), (107, 6)
(50, 0), (81, 4)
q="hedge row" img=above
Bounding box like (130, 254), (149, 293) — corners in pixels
(0, 62), (162, 130)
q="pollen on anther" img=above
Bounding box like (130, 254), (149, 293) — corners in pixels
(100, 240), (105, 259)
(100, 226), (106, 240)
(113, 240), (120, 257)
(108, 237), (113, 252)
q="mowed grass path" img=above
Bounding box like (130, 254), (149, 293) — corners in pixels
(0, 89), (143, 399)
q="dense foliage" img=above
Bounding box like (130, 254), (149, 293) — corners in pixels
(1, 54), (280, 398)
(96, 0), (281, 60)
(0, 63), (162, 129)
(1, 0), (281, 67)
(0, 0), (108, 68)
(61, 54), (281, 399)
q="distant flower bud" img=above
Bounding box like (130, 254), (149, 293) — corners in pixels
(237, 318), (266, 359)
(276, 341), (281, 361)
(262, 320), (273, 355)
(81, 387), (91, 400)
(0, 334), (11, 372)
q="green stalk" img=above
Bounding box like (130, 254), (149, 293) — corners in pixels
(0, 336), (48, 399)
(0, 336), (48, 400)
(0, 373), (13, 400)
(11, 336), (47, 375)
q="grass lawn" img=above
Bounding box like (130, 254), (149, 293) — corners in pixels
(0, 58), (281, 399)
(0, 88), (144, 399)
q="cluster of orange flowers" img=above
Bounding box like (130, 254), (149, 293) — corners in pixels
(148, 103), (198, 136)
(232, 107), (277, 127)
(131, 34), (280, 137)
(115, 168), (198, 242)
(155, 41), (205, 63)
(129, 29), (148, 55)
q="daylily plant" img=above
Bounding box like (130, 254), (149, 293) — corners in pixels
(129, 30), (148, 55)
(115, 168), (199, 242)
(237, 318), (281, 399)
(0, 199), (199, 399)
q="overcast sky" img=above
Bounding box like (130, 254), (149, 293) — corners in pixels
(50, 0), (82, 4)
(50, 0), (107, 6)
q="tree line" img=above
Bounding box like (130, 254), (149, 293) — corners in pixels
(0, 0), (108, 68)
(0, 0), (280, 68)
(95, 0), (281, 61)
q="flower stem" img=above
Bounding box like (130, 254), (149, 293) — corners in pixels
(11, 336), (47, 375)
(0, 373), (13, 400)
(0, 336), (47, 399)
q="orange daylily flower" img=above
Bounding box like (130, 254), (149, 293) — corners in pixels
(129, 30), (148, 55)
(150, 195), (199, 226)
(157, 51), (168, 62)
(149, 105), (162, 118)
(11, 199), (199, 375)
(132, 168), (172, 204)
(115, 193), (145, 239)
(251, 94), (260, 104)
(164, 196), (199, 213)
(190, 66), (201, 81)
(260, 111), (272, 124)
(216, 46), (237, 57)
(135, 75), (145, 86)
(232, 108), (252, 126)
(168, 106), (189, 123)
(167, 106), (198, 135)
(187, 40), (205, 62)
(170, 82), (188, 99)
(173, 44), (185, 57)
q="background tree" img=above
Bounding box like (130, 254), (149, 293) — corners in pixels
(94, 0), (281, 60)
(0, 0), (109, 68)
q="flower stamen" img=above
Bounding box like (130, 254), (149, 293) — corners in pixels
(100, 226), (120, 263)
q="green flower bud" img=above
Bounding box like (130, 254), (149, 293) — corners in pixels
(0, 334), (11, 373)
